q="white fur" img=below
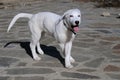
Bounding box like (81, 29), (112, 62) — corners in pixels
(7, 9), (81, 68)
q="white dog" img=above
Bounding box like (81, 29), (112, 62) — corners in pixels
(7, 9), (81, 68)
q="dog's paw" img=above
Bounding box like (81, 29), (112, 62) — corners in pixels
(40, 51), (44, 55)
(70, 57), (75, 63)
(66, 64), (73, 68)
(33, 56), (41, 61)
(38, 49), (44, 55)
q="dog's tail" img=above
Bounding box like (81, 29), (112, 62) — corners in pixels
(7, 13), (33, 32)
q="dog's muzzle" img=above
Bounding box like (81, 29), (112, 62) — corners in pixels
(63, 20), (80, 35)
(72, 20), (79, 32)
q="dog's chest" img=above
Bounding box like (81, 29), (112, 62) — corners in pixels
(56, 32), (75, 43)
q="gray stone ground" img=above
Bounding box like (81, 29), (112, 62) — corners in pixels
(0, 0), (120, 80)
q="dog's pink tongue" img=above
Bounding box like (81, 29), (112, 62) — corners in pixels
(73, 27), (79, 32)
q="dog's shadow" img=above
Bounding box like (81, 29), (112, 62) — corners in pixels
(4, 41), (64, 66)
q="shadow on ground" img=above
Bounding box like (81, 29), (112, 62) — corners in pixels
(4, 41), (64, 66)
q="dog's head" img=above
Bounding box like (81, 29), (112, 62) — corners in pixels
(62, 9), (81, 33)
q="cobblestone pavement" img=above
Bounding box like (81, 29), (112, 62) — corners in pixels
(0, 0), (120, 80)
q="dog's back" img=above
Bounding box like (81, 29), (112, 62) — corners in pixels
(29, 12), (61, 35)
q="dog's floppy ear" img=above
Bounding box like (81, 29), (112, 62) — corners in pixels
(58, 10), (69, 23)
(61, 10), (69, 20)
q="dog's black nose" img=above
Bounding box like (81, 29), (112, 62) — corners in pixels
(75, 21), (79, 25)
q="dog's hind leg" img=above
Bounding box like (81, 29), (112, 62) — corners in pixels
(37, 42), (44, 55)
(30, 34), (41, 60)
(29, 26), (43, 60)
(37, 32), (45, 55)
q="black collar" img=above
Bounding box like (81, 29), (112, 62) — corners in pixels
(69, 28), (76, 35)
(63, 21), (77, 35)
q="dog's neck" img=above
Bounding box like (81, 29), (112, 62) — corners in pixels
(63, 20), (76, 35)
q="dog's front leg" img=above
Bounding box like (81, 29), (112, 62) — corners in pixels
(59, 43), (75, 64)
(65, 42), (73, 68)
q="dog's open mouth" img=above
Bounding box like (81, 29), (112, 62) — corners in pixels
(72, 26), (79, 32)
(73, 26), (79, 32)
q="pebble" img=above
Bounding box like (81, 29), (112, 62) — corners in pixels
(101, 12), (111, 17)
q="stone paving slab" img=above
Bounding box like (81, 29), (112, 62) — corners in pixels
(0, 0), (120, 80)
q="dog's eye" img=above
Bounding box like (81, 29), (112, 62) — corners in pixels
(78, 15), (80, 17)
(70, 15), (73, 17)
